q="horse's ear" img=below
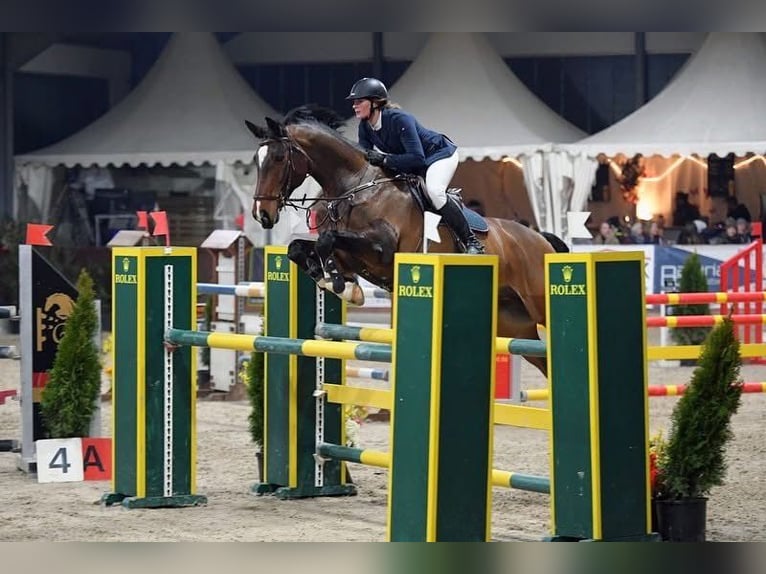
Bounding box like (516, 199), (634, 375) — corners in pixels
(265, 116), (286, 138)
(244, 120), (269, 140)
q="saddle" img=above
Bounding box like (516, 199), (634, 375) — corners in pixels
(404, 175), (489, 233)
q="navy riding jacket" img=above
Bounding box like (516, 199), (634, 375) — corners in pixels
(357, 108), (457, 176)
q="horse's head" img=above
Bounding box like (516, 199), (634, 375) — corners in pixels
(245, 117), (310, 229)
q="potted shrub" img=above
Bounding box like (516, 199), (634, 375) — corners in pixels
(669, 253), (711, 365)
(653, 317), (743, 541)
(244, 350), (265, 482)
(40, 268), (102, 438)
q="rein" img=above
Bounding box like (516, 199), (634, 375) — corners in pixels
(253, 133), (408, 221)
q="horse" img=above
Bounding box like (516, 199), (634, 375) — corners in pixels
(245, 105), (568, 376)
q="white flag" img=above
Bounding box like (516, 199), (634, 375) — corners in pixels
(567, 211), (592, 239)
(423, 212), (442, 253)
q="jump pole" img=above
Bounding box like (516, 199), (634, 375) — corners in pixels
(102, 246), (206, 508)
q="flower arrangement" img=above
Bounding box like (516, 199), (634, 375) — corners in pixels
(344, 404), (368, 447)
(619, 154), (645, 204)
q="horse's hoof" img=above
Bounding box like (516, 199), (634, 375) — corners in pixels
(317, 278), (328, 289)
(344, 283), (366, 307)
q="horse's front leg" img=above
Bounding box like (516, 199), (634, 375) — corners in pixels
(287, 238), (327, 287)
(315, 229), (393, 306)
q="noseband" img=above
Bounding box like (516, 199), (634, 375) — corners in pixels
(253, 136), (311, 209)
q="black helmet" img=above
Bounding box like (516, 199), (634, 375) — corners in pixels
(345, 77), (388, 101)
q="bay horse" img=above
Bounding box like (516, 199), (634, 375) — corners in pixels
(245, 105), (567, 376)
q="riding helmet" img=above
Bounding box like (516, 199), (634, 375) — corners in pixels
(346, 77), (388, 101)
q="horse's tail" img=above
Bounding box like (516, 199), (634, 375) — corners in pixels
(540, 231), (570, 253)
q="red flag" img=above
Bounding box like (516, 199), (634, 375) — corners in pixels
(26, 223), (53, 246)
(136, 211), (148, 230)
(150, 211), (170, 246)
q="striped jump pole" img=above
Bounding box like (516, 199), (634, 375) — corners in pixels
(648, 382), (766, 397)
(521, 382), (766, 401)
(316, 443), (550, 494)
(316, 323), (548, 357)
(103, 247), (207, 509)
(345, 367), (389, 381)
(647, 314), (766, 328)
(646, 292), (766, 305)
(197, 282), (265, 298)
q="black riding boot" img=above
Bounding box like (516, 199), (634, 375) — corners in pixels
(438, 201), (485, 254)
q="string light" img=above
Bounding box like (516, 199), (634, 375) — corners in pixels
(501, 156), (523, 168)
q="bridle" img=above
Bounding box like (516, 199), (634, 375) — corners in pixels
(253, 132), (408, 219)
(252, 136), (312, 210)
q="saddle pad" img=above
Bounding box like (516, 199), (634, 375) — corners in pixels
(463, 206), (489, 233)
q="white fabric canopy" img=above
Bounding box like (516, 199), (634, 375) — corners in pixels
(554, 33), (766, 231)
(389, 33), (584, 160)
(559, 33), (766, 159)
(15, 33), (279, 168)
(12, 33), (307, 246)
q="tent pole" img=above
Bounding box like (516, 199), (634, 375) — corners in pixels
(634, 32), (648, 109)
(0, 33), (12, 219)
(372, 33), (384, 80)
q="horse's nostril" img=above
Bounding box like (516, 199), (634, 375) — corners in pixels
(259, 211), (273, 229)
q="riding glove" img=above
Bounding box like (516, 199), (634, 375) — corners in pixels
(366, 149), (386, 167)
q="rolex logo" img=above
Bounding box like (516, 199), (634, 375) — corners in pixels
(275, 256), (283, 270)
(410, 265), (420, 284)
(550, 264), (585, 296)
(122, 257), (130, 272)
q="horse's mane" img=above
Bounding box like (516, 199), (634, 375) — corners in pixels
(284, 104), (346, 130)
(283, 104), (364, 155)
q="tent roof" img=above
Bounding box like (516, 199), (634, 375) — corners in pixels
(15, 33), (279, 168)
(387, 33), (584, 160)
(560, 33), (766, 158)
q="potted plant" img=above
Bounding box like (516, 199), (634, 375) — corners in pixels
(653, 317), (743, 541)
(40, 268), (102, 438)
(244, 350), (265, 482)
(669, 253), (711, 365)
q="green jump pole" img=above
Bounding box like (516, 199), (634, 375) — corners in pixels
(252, 246), (354, 499)
(545, 251), (656, 541)
(388, 253), (498, 542)
(103, 247), (207, 509)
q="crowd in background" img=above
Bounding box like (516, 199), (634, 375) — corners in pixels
(592, 192), (756, 246)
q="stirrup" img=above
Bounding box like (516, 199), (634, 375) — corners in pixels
(464, 238), (485, 255)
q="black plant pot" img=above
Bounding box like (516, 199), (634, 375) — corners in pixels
(655, 497), (707, 542)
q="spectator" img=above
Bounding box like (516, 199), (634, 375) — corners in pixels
(723, 219), (743, 244)
(677, 221), (705, 245)
(726, 195), (752, 222)
(649, 219), (665, 245)
(593, 221), (619, 245)
(736, 218), (752, 243)
(629, 221), (652, 244)
(672, 192), (701, 227)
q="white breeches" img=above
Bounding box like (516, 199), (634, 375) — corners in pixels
(425, 150), (459, 210)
